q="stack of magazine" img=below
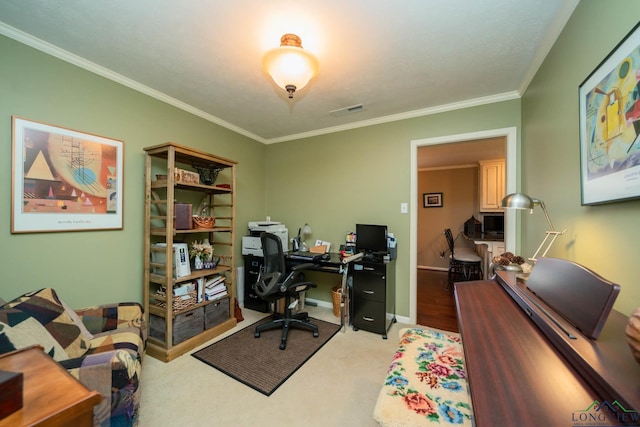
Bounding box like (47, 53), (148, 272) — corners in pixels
(204, 275), (227, 301)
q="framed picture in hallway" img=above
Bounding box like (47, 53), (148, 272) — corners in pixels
(423, 192), (443, 208)
(579, 22), (640, 205)
(11, 116), (124, 233)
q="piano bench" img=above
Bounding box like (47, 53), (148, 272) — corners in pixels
(373, 327), (473, 426)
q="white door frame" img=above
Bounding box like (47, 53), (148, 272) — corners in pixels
(409, 127), (517, 324)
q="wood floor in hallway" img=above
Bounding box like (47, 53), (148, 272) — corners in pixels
(416, 269), (459, 333)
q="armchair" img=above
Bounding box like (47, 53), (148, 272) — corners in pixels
(253, 232), (319, 350)
(0, 288), (145, 426)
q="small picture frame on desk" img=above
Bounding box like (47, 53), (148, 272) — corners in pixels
(423, 192), (443, 208)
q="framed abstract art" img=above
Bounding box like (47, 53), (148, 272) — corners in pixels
(11, 116), (124, 233)
(579, 23), (640, 205)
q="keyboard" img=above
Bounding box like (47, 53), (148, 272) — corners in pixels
(288, 251), (324, 260)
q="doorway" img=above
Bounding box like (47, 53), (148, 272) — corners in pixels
(408, 127), (518, 325)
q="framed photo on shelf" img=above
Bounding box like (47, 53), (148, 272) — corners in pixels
(579, 22), (640, 205)
(11, 116), (124, 233)
(423, 192), (443, 208)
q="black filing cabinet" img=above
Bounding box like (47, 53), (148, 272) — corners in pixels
(243, 255), (269, 312)
(351, 260), (396, 338)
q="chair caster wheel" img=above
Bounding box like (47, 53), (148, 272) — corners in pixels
(279, 342), (286, 350)
(254, 332), (260, 338)
(313, 332), (319, 338)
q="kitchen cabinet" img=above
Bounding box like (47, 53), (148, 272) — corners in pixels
(479, 159), (505, 212)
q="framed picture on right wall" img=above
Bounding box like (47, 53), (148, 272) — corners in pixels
(579, 22), (640, 205)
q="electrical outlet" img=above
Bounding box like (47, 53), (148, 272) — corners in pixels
(400, 203), (408, 214)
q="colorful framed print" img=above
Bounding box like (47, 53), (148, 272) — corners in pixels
(579, 23), (640, 205)
(11, 116), (124, 233)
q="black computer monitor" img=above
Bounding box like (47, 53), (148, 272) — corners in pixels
(483, 215), (504, 234)
(355, 224), (388, 254)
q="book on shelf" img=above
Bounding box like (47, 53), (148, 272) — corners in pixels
(196, 278), (204, 303)
(205, 288), (228, 301)
(205, 282), (226, 293)
(205, 275), (225, 288)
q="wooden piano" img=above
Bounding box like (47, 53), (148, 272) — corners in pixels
(455, 257), (640, 426)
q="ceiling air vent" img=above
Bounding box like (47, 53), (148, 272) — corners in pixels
(330, 103), (366, 117)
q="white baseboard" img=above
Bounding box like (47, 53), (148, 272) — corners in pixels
(305, 298), (410, 325)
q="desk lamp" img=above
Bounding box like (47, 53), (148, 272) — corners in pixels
(501, 193), (566, 262)
(301, 223), (312, 251)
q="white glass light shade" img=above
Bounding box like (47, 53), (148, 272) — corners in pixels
(263, 34), (318, 98)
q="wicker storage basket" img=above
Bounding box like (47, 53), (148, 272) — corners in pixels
(331, 286), (344, 317)
(155, 290), (197, 311)
(192, 216), (215, 229)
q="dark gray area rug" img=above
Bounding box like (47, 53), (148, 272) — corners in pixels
(192, 316), (340, 396)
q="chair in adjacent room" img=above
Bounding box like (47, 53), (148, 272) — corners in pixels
(254, 232), (319, 350)
(444, 228), (483, 289)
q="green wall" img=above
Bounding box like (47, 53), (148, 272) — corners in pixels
(265, 100), (521, 316)
(0, 35), (266, 308)
(521, 0), (640, 315)
(3, 0), (638, 319)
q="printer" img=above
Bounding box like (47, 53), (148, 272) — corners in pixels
(242, 221), (289, 256)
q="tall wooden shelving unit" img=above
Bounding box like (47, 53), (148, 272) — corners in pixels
(143, 142), (237, 362)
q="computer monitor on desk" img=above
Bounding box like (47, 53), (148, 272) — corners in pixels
(356, 224), (388, 261)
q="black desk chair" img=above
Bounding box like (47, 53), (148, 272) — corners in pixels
(254, 232), (319, 350)
(444, 228), (482, 289)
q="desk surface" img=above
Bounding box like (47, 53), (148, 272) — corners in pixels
(286, 252), (345, 273)
(455, 278), (634, 426)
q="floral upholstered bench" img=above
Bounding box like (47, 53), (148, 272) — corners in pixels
(373, 327), (473, 426)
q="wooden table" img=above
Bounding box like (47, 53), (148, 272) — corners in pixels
(0, 346), (102, 427)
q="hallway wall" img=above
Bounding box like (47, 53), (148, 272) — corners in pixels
(417, 167), (478, 269)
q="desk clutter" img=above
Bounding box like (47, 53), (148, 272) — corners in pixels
(241, 220), (396, 260)
(242, 221), (397, 339)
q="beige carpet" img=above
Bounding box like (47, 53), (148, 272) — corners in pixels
(139, 305), (412, 427)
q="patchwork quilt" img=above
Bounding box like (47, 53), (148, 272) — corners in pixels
(0, 288), (146, 427)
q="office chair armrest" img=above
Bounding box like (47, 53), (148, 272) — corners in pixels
(291, 262), (315, 272)
(255, 271), (282, 298)
(281, 280), (317, 293)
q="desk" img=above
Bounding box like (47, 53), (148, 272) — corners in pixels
(0, 346), (102, 427)
(244, 253), (360, 332)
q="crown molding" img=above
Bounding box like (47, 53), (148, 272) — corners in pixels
(2, 21), (521, 146)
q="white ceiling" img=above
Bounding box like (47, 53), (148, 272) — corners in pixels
(418, 137), (506, 169)
(0, 0), (577, 145)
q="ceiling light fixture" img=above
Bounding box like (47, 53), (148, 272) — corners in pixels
(263, 34), (318, 99)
